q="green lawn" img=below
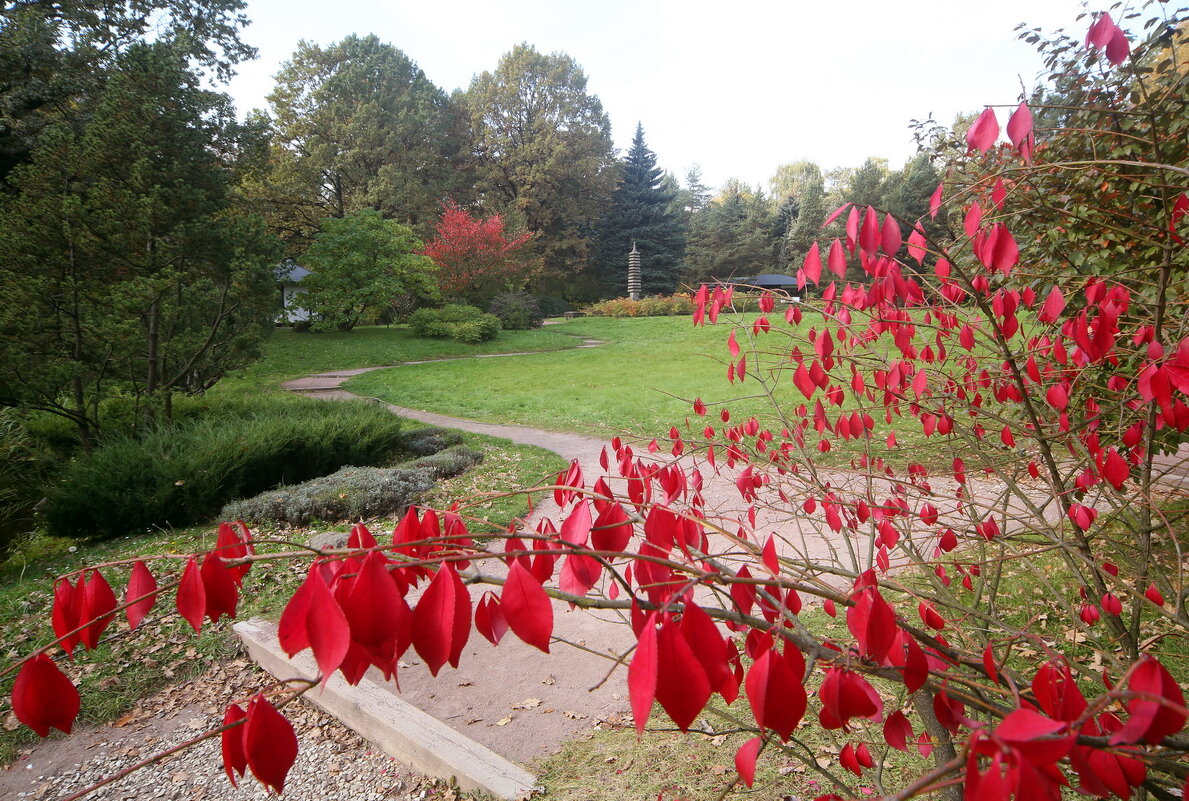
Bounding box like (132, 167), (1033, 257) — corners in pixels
(221, 324), (584, 391)
(345, 316), (777, 440)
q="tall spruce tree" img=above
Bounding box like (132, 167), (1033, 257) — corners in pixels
(593, 123), (686, 296)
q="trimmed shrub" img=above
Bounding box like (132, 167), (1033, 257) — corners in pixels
(487, 293), (544, 330)
(583, 294), (693, 317)
(398, 427), (464, 457)
(408, 304), (501, 343)
(43, 399), (407, 540)
(221, 445), (482, 526)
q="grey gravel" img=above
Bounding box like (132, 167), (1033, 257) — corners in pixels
(3, 658), (453, 801)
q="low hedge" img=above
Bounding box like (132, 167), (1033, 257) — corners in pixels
(584, 294), (694, 317)
(43, 398), (408, 540)
(221, 444), (483, 526)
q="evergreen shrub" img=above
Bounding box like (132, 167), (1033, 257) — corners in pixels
(487, 293), (544, 329)
(43, 399), (406, 539)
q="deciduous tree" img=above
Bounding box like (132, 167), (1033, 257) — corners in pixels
(462, 44), (617, 291)
(420, 200), (533, 305)
(300, 210), (437, 331)
(258, 35), (470, 249)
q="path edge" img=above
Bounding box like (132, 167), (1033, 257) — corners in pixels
(234, 618), (539, 801)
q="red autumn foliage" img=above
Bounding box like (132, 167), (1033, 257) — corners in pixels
(419, 199), (533, 301)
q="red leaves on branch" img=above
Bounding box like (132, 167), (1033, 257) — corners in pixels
(818, 667), (882, 730)
(124, 560), (157, 630)
(966, 108), (999, 153)
(501, 561), (553, 652)
(411, 563), (471, 677)
(241, 695), (298, 794)
(12, 654), (80, 737)
(176, 557), (207, 633)
(1085, 12), (1130, 65)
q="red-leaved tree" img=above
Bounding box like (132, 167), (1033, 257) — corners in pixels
(5, 9), (1189, 800)
(420, 199), (534, 303)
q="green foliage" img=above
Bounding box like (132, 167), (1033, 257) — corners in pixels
(301, 210), (438, 331)
(255, 35), (470, 248)
(43, 398), (407, 540)
(407, 304), (501, 343)
(0, 411), (51, 552)
(463, 44), (617, 280)
(592, 123), (687, 295)
(221, 445), (482, 526)
(0, 43), (279, 444)
(683, 179), (779, 284)
(536, 295), (573, 317)
(488, 293), (544, 329)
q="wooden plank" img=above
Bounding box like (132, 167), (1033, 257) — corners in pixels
(234, 619), (538, 800)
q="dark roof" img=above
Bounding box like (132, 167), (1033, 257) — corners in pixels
(728, 274), (797, 288)
(275, 262), (311, 283)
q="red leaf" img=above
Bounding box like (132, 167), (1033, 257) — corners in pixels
(1145, 583), (1165, 607)
(840, 742), (862, 776)
(880, 214), (902, 255)
(341, 552), (410, 677)
(727, 328), (740, 358)
(79, 569), (117, 650)
(501, 562), (553, 653)
(928, 182), (943, 220)
(966, 108), (999, 152)
(175, 557), (206, 634)
(884, 710), (913, 751)
(11, 654), (80, 737)
(200, 551), (239, 623)
(560, 499), (591, 546)
(474, 593), (507, 645)
(221, 704), (247, 786)
(123, 560), (157, 630)
(242, 695), (298, 794)
(591, 503), (632, 552)
(277, 569), (316, 657)
(828, 238), (847, 278)
(655, 621), (712, 731)
(761, 534), (779, 576)
(1038, 286), (1066, 323)
(803, 242), (822, 284)
(907, 225), (927, 264)
(918, 601), (945, 630)
(215, 521), (254, 584)
(629, 614), (659, 734)
(411, 563), (471, 676)
(995, 708), (1074, 766)
(1110, 657), (1188, 745)
(1105, 27), (1130, 65)
(745, 647), (806, 742)
(847, 586), (898, 662)
(735, 737), (762, 787)
(52, 577), (82, 657)
(1007, 102), (1034, 162)
(307, 573), (351, 684)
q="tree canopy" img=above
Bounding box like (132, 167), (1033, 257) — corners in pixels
(258, 35), (470, 249)
(462, 43), (617, 294)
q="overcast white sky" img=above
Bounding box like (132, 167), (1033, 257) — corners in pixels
(225, 0), (1101, 192)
